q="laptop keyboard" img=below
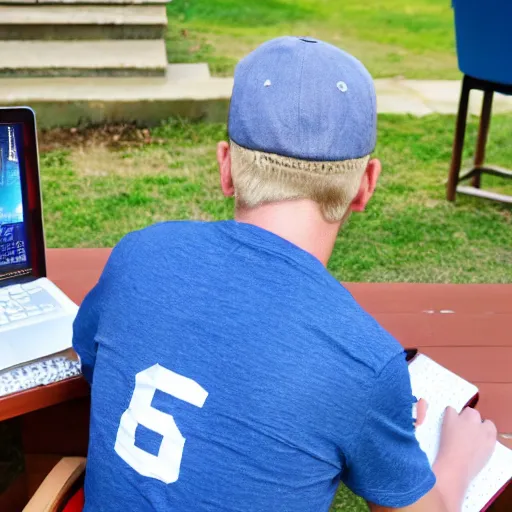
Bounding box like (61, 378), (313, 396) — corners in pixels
(0, 281), (62, 327)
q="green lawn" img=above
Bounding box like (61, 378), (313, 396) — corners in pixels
(166, 0), (460, 79)
(40, 114), (512, 284)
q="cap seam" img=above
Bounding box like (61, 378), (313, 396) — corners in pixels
(227, 52), (260, 141)
(297, 42), (307, 152)
(230, 139), (371, 167)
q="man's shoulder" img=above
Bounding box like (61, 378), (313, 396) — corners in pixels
(114, 221), (216, 253)
(124, 220), (211, 241)
(319, 279), (405, 375)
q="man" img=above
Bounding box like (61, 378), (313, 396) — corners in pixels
(73, 37), (497, 511)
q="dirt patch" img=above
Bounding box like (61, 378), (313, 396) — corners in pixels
(40, 123), (218, 179)
(70, 143), (216, 179)
(38, 124), (165, 153)
(70, 146), (170, 177)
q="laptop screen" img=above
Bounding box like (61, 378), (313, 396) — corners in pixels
(0, 124), (30, 270)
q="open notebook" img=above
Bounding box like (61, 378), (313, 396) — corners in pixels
(408, 353), (512, 512)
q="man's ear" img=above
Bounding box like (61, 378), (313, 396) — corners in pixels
(217, 141), (235, 197)
(350, 158), (382, 212)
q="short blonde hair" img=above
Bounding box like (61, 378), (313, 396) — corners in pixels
(229, 140), (370, 222)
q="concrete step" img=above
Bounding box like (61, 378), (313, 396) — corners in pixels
(0, 0), (170, 4)
(0, 5), (167, 40)
(0, 64), (228, 128)
(0, 40), (168, 78)
(41, 0), (171, 3)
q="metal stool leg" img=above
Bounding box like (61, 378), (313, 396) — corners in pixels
(447, 76), (471, 202)
(472, 90), (494, 188)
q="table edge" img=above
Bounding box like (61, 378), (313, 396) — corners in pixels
(0, 376), (89, 422)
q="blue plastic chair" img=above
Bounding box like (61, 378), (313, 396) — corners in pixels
(447, 0), (512, 203)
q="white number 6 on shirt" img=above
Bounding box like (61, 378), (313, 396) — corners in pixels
(114, 364), (208, 484)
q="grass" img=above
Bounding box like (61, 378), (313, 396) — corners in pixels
(39, 114), (512, 284)
(165, 0), (460, 79)
(332, 487), (368, 511)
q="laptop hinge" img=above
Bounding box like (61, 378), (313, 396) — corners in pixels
(0, 268), (33, 283)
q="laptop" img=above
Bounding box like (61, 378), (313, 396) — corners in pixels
(0, 107), (78, 372)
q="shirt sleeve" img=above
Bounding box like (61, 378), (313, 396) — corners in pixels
(72, 280), (103, 384)
(72, 232), (138, 384)
(342, 351), (436, 508)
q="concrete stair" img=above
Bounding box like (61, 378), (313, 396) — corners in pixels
(0, 5), (168, 40)
(20, 0), (170, 3)
(0, 40), (168, 77)
(0, 0), (169, 4)
(0, 0), (170, 78)
(0, 64), (232, 128)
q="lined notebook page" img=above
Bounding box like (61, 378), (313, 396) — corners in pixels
(409, 354), (478, 464)
(463, 442), (512, 512)
(409, 354), (512, 512)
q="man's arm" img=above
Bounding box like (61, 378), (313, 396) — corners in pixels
(73, 231), (140, 384)
(341, 352), (437, 508)
(341, 350), (497, 510)
(72, 282), (103, 384)
(370, 486), (448, 512)
(370, 406), (498, 512)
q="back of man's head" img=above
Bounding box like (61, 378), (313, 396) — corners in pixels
(227, 36), (377, 223)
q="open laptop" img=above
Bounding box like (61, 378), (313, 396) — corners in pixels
(0, 107), (78, 372)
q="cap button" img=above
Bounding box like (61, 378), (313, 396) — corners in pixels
(299, 37), (318, 44)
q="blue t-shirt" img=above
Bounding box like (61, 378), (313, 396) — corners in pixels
(73, 220), (435, 511)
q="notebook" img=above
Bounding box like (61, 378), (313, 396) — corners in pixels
(408, 352), (512, 512)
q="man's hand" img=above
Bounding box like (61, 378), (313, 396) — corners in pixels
(371, 406), (497, 512)
(414, 398), (428, 428)
(433, 406), (497, 511)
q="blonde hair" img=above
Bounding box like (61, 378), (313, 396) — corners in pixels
(229, 140), (370, 222)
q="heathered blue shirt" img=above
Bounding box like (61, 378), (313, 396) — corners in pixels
(73, 220), (435, 511)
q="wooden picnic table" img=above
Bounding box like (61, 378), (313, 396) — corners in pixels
(0, 248), (510, 510)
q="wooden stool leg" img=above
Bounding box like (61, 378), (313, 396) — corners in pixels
(472, 90), (494, 189)
(447, 76), (471, 201)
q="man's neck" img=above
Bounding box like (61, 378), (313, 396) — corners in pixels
(234, 200), (342, 267)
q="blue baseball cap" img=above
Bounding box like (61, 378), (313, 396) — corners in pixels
(228, 36), (377, 162)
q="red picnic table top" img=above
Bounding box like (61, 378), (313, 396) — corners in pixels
(1, 249), (511, 441)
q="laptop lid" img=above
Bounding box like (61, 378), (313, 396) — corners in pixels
(0, 107), (45, 283)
